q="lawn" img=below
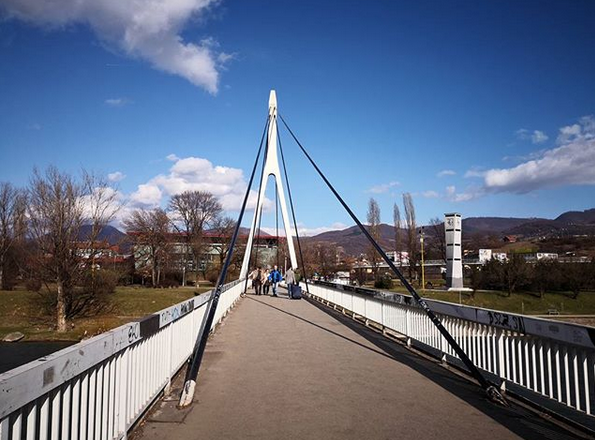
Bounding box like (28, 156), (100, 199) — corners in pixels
(387, 285), (595, 315)
(0, 284), (214, 342)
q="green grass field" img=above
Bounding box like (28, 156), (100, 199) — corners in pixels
(387, 285), (595, 315)
(0, 285), (213, 342)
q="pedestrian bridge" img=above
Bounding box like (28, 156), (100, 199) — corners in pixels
(1, 280), (594, 439)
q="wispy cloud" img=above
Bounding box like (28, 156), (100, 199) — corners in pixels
(366, 181), (400, 194)
(445, 185), (483, 202)
(464, 167), (486, 178)
(2, 0), (229, 94)
(421, 190), (439, 198)
(261, 222), (348, 237)
(166, 153), (180, 162)
(27, 122), (42, 130)
(515, 128), (549, 144)
(107, 171), (126, 182)
(105, 97), (131, 107)
(437, 169), (456, 177)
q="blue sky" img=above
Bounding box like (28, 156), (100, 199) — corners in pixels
(1, 0), (594, 235)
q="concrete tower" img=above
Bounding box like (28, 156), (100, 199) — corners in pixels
(445, 213), (464, 290)
(239, 91), (298, 280)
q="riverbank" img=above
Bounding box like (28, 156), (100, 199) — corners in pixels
(0, 284), (214, 342)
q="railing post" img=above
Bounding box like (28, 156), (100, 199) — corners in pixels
(405, 308), (412, 347)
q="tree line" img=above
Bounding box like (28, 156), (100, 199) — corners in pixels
(0, 167), (241, 332)
(366, 193), (446, 287)
(469, 255), (595, 298)
(1, 168), (120, 332)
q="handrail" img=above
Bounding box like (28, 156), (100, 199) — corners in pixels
(312, 280), (595, 350)
(0, 279), (244, 439)
(304, 280), (595, 432)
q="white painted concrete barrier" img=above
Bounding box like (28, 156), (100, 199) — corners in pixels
(303, 281), (595, 430)
(0, 279), (243, 439)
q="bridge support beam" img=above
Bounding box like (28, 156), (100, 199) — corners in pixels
(240, 90), (298, 280)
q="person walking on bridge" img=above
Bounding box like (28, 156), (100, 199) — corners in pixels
(250, 267), (265, 295)
(263, 268), (271, 295)
(268, 265), (282, 297)
(285, 266), (296, 298)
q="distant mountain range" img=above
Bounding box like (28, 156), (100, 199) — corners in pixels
(303, 208), (595, 256)
(88, 208), (595, 257)
(78, 224), (127, 244)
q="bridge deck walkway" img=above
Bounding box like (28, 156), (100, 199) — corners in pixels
(133, 290), (577, 440)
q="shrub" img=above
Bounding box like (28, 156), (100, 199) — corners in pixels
(25, 278), (42, 292)
(374, 276), (393, 290)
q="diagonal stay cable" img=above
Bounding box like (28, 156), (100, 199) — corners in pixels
(243, 119), (271, 294)
(180, 115), (270, 407)
(254, 188), (265, 268)
(276, 118), (310, 295)
(278, 113), (507, 405)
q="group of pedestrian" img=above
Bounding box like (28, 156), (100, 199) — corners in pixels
(249, 265), (296, 298)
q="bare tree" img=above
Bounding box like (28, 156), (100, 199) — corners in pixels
(428, 217), (447, 263)
(28, 167), (119, 332)
(366, 198), (381, 277)
(28, 167), (83, 332)
(403, 193), (418, 281)
(393, 202), (402, 268)
(210, 215), (237, 267)
(168, 191), (222, 284)
(303, 241), (338, 280)
(124, 208), (171, 287)
(0, 183), (27, 289)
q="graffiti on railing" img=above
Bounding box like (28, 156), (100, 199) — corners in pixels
(159, 299), (194, 327)
(484, 311), (526, 333)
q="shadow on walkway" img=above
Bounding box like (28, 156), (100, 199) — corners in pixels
(248, 294), (583, 440)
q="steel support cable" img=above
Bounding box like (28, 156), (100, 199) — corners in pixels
(278, 114), (507, 405)
(243, 121), (271, 295)
(179, 115), (270, 407)
(276, 119), (310, 295)
(254, 188), (265, 269)
(275, 179), (279, 267)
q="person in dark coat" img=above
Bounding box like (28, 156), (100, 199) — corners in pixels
(268, 265), (282, 297)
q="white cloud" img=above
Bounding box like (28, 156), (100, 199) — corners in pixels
(484, 116), (595, 193)
(107, 171), (126, 182)
(556, 116), (595, 144)
(128, 155), (272, 212)
(166, 153), (180, 161)
(437, 170), (456, 177)
(515, 128), (549, 144)
(366, 181), (400, 194)
(421, 190), (439, 198)
(130, 183), (162, 207)
(2, 0), (227, 94)
(531, 130), (548, 144)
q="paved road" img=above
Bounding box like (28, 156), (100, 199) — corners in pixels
(134, 291), (579, 440)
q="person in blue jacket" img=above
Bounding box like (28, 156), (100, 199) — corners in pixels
(268, 265), (282, 297)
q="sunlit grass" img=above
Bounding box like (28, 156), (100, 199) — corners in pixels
(0, 284), (214, 341)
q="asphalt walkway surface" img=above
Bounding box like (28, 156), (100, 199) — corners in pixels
(133, 290), (580, 440)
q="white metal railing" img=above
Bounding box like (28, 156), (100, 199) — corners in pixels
(303, 281), (595, 429)
(0, 279), (244, 440)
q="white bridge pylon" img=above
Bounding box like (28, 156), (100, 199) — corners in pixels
(240, 90), (298, 279)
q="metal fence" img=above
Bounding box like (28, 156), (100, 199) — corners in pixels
(0, 279), (243, 440)
(303, 281), (595, 430)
